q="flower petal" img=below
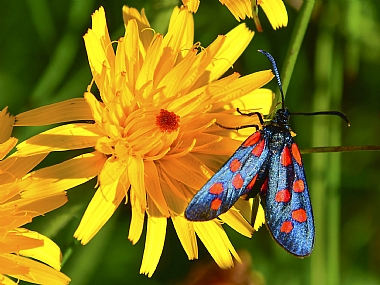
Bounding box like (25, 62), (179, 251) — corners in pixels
(0, 107), (15, 144)
(193, 23), (254, 87)
(15, 99), (92, 126)
(144, 161), (170, 217)
(128, 190), (145, 245)
(18, 230), (62, 270)
(220, 209), (254, 238)
(260, 0), (288, 30)
(194, 221), (241, 268)
(171, 215), (198, 259)
(182, 0), (200, 13)
(140, 216), (167, 277)
(21, 152), (106, 198)
(3, 253), (70, 285)
(74, 157), (126, 244)
(166, 6), (194, 59)
(128, 155), (147, 209)
(15, 124), (101, 156)
(159, 159), (207, 190)
(0, 138), (17, 161)
(219, 0), (253, 21)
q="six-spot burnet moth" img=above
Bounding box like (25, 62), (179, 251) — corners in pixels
(185, 50), (349, 257)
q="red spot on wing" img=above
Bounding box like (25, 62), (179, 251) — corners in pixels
(210, 198), (222, 210)
(209, 183), (224, 194)
(293, 179), (305, 193)
(243, 132), (261, 147)
(280, 221), (293, 233)
(281, 146), (292, 166)
(246, 174), (258, 190)
(252, 139), (265, 156)
(275, 189), (291, 203)
(291, 143), (302, 166)
(260, 178), (268, 194)
(232, 174), (244, 189)
(292, 209), (307, 223)
(229, 158), (241, 172)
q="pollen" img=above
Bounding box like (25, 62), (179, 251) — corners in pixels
(156, 109), (180, 133)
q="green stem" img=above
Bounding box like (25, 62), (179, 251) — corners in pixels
(301, 145), (380, 154)
(280, 1), (316, 99)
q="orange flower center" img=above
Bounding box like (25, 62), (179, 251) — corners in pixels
(156, 109), (180, 133)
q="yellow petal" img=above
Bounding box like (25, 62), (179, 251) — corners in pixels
(228, 88), (274, 115)
(128, 190), (145, 245)
(89, 6), (115, 72)
(122, 6), (153, 51)
(171, 216), (198, 259)
(182, 0), (200, 13)
(140, 216), (167, 277)
(159, 159), (207, 190)
(3, 253), (70, 285)
(15, 193), (68, 219)
(128, 155), (147, 209)
(194, 24), (254, 87)
(0, 138), (17, 160)
(21, 152), (106, 198)
(253, 203), (265, 231)
(74, 157), (126, 244)
(220, 209), (254, 238)
(122, 19), (141, 92)
(165, 6), (194, 59)
(0, 107), (15, 144)
(194, 221), (241, 268)
(209, 70), (274, 104)
(18, 230), (62, 270)
(144, 161), (170, 217)
(14, 98), (92, 126)
(15, 124), (101, 156)
(0, 230), (43, 253)
(0, 154), (47, 188)
(260, 0), (288, 29)
(219, 0), (253, 21)
(84, 30), (113, 89)
(0, 275), (18, 285)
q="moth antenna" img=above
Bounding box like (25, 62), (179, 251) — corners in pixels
(290, 111), (350, 126)
(258, 50), (285, 110)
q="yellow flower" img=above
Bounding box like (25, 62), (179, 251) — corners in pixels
(14, 6), (273, 276)
(183, 0), (288, 30)
(0, 107), (70, 285)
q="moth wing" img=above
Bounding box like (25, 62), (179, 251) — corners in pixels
(264, 138), (315, 257)
(185, 131), (270, 221)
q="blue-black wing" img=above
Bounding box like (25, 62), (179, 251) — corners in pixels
(185, 131), (270, 221)
(264, 135), (315, 257)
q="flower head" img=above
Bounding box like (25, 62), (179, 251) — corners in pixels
(183, 0), (288, 30)
(0, 107), (70, 285)
(15, 6), (273, 276)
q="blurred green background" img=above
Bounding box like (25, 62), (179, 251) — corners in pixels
(1, 0), (380, 284)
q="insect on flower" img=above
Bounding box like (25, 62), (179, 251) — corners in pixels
(185, 50), (349, 257)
